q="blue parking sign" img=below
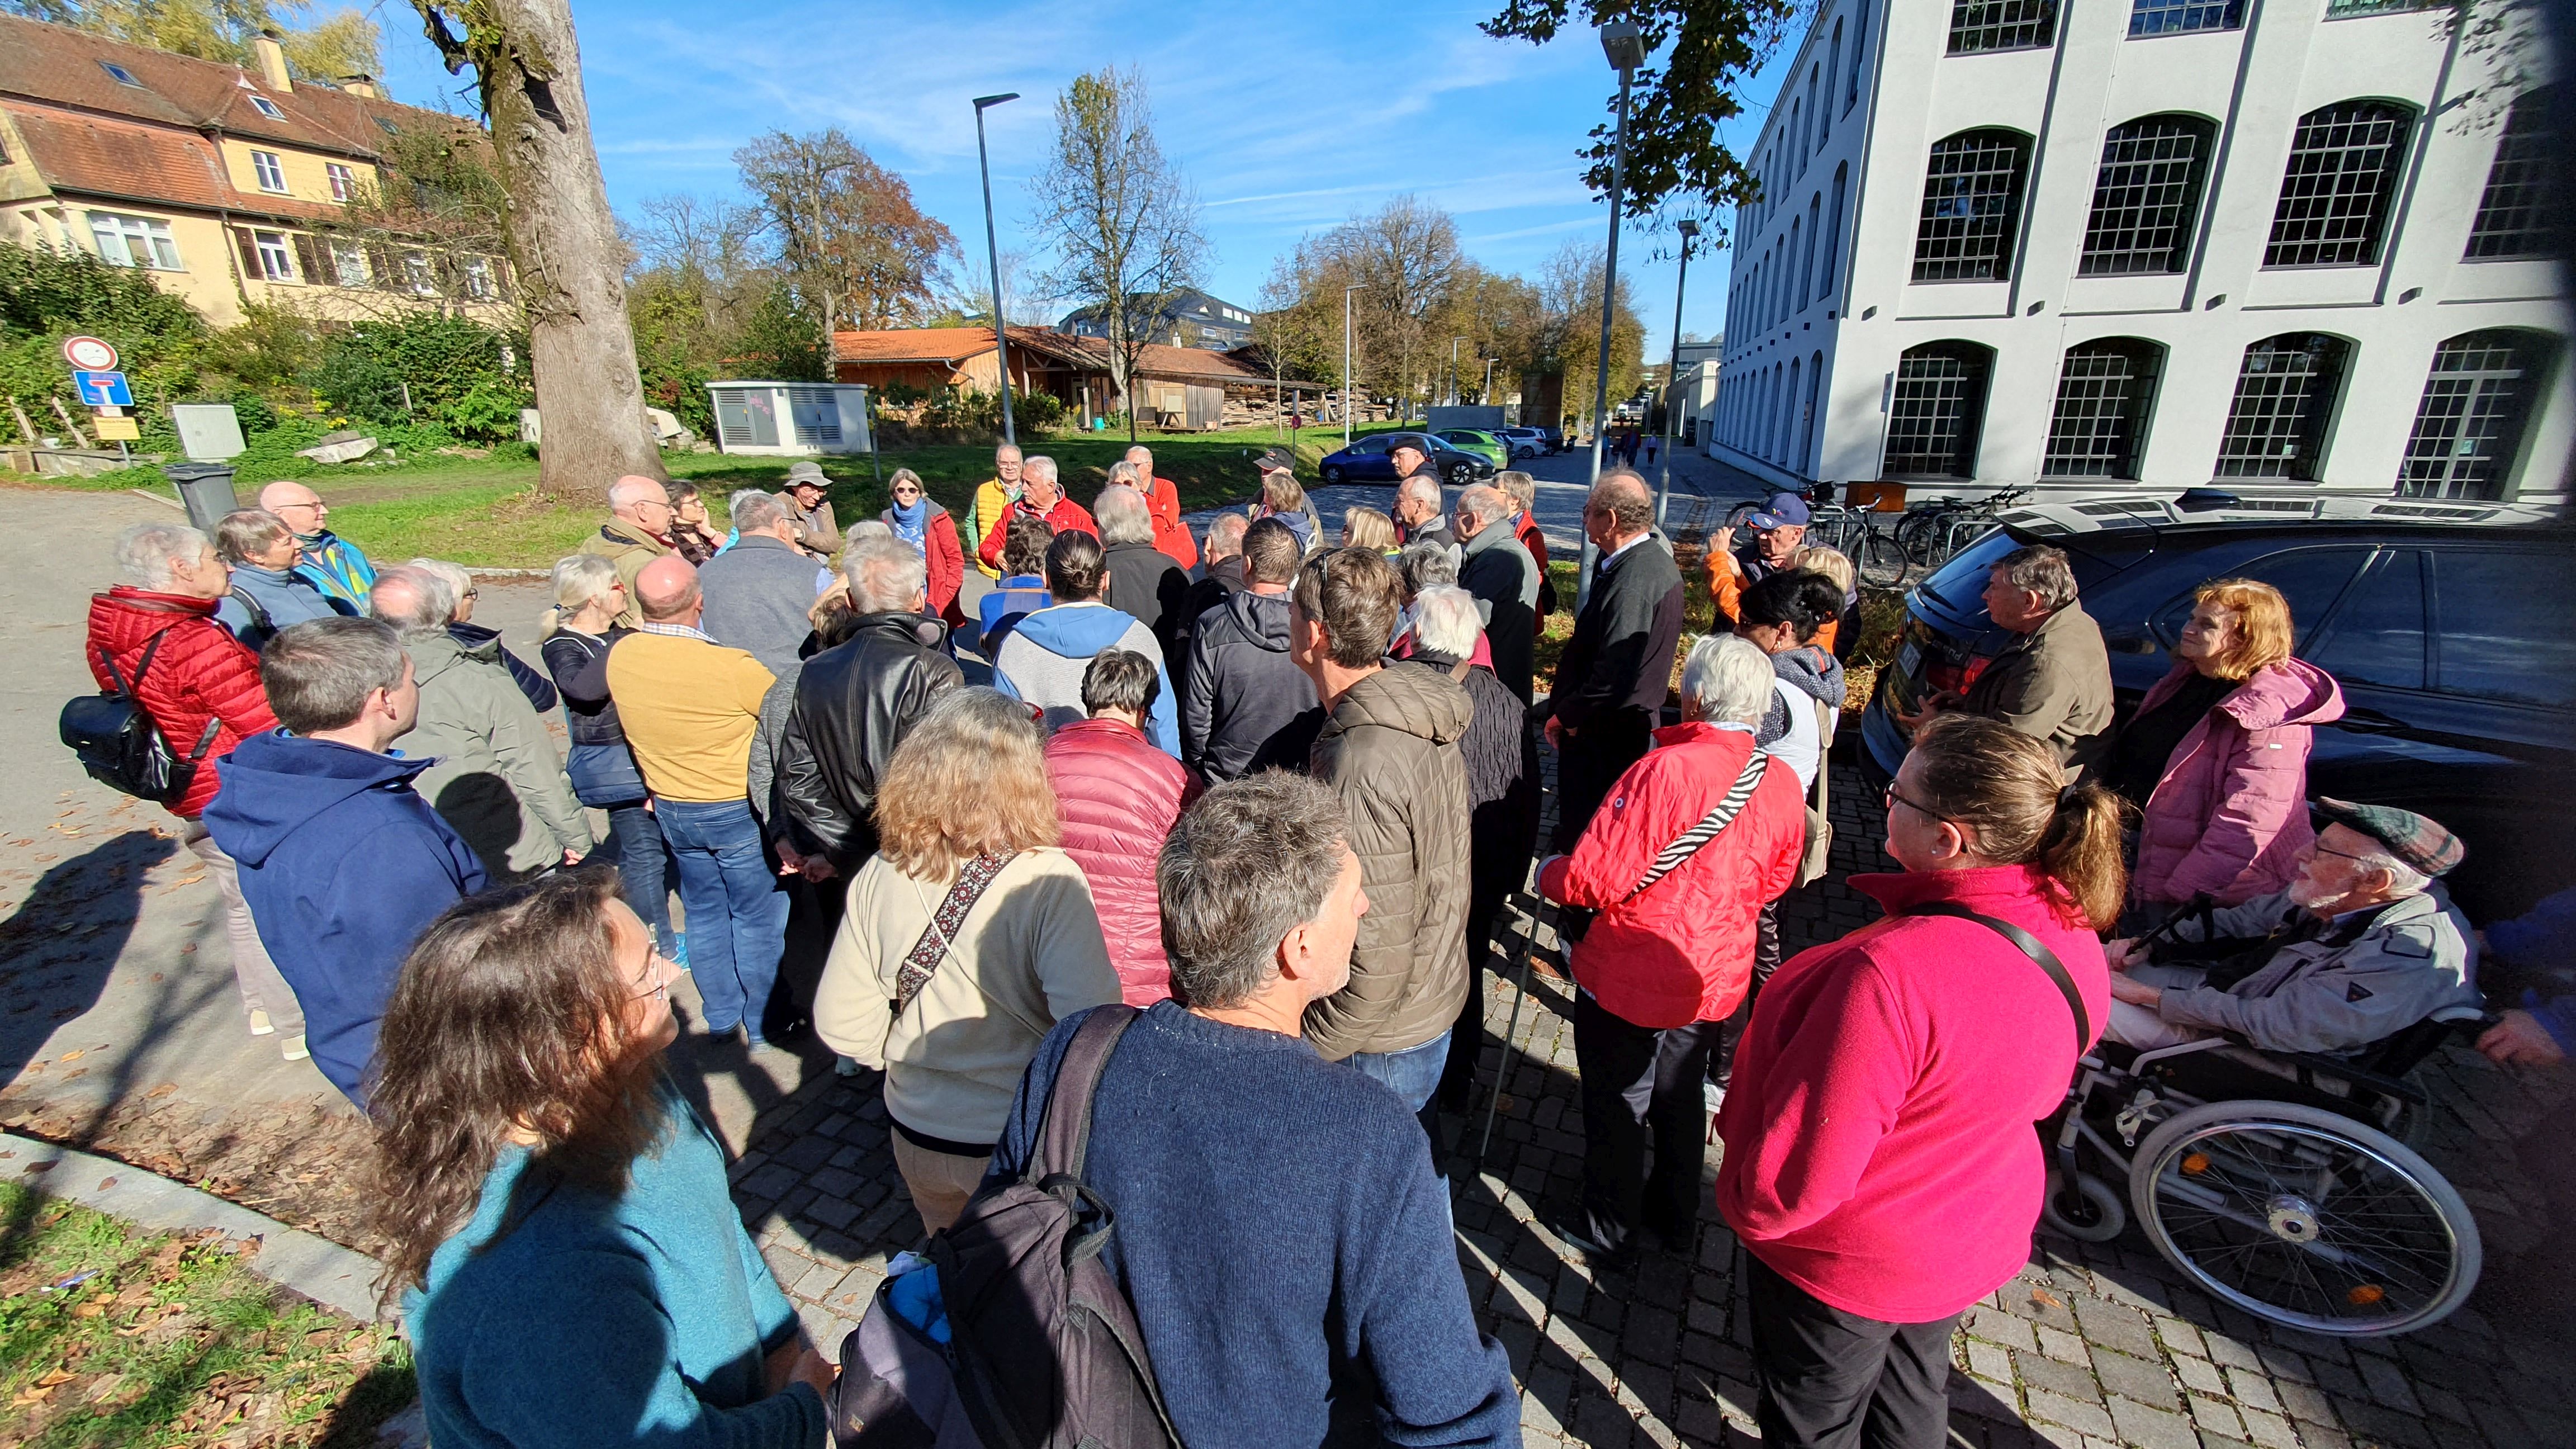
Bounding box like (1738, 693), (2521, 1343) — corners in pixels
(73, 370), (132, 408)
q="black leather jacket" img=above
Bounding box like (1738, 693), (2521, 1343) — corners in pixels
(777, 612), (963, 865)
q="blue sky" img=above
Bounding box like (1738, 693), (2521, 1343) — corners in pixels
(370, 1), (1801, 362)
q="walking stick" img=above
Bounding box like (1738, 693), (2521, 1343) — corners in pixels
(1476, 897), (1559, 1161)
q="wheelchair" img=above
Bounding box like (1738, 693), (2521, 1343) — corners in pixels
(2039, 997), (2493, 1338)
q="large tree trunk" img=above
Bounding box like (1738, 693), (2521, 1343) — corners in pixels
(416, 0), (661, 492)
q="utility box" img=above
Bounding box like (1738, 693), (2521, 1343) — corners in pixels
(705, 382), (873, 456)
(171, 404), (245, 462)
(1427, 405), (1506, 433)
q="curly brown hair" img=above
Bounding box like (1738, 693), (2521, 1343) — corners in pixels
(365, 869), (668, 1298)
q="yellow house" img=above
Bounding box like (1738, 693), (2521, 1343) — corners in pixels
(0, 15), (513, 329)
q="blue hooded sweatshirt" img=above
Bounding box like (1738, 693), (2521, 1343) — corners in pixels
(989, 602), (1180, 756)
(203, 731), (489, 1105)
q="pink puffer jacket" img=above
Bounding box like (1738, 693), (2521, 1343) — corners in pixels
(1043, 717), (1200, 1005)
(2129, 658), (2345, 907)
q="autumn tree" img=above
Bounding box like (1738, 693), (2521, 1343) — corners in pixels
(733, 130), (958, 336)
(6, 0), (381, 82)
(1029, 66), (1205, 441)
(414, 0), (664, 489)
(1535, 239), (1645, 434)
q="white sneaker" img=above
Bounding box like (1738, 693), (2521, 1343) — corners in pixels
(248, 1009), (275, 1037)
(281, 1034), (309, 1062)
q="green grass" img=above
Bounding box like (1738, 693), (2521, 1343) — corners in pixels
(0, 1182), (413, 1447)
(6, 422), (1419, 570)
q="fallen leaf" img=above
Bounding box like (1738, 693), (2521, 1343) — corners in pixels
(35, 1369), (73, 1388)
(2029, 1286), (2065, 1310)
(58, 1049), (81, 1063)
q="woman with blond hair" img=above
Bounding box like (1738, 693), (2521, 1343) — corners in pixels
(813, 687), (1120, 1235)
(1790, 544), (1860, 659)
(1341, 505), (1399, 555)
(2101, 577), (2344, 913)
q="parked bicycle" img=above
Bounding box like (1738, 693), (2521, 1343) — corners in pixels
(1892, 486), (2036, 575)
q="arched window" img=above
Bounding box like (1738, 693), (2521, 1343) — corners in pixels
(1783, 359), (1802, 463)
(2396, 330), (2558, 499)
(1786, 219), (1803, 319)
(2078, 115), (2215, 275)
(1948, 0), (2057, 54)
(1847, 3), (1869, 112)
(2264, 101), (2413, 268)
(1805, 65), (1821, 158)
(1883, 342), (1995, 478)
(2214, 334), (2351, 480)
(2129, 1), (2243, 35)
(1789, 100), (1804, 183)
(1801, 352), (1824, 472)
(1821, 165), (1848, 304)
(1913, 129), (2033, 281)
(1822, 30), (1839, 143)
(2466, 88), (2555, 260)
(1801, 195), (1821, 307)
(2042, 339), (2165, 479)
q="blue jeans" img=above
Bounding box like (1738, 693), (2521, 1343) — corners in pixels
(1346, 1030), (1452, 1115)
(600, 803), (675, 953)
(656, 799), (788, 1039)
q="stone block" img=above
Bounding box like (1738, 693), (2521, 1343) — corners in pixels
(2105, 1394), (2200, 1449)
(2089, 1347), (2180, 1412)
(2024, 1389), (2117, 1439)
(2014, 1347), (2105, 1406)
(2171, 1352), (2227, 1397)
(2189, 1393), (2244, 1438)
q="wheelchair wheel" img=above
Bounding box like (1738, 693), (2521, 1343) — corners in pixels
(2130, 1100), (2480, 1337)
(2042, 1169), (2127, 1244)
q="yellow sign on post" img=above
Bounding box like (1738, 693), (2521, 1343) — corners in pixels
(92, 415), (140, 442)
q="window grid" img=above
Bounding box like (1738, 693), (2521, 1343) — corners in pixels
(1913, 131), (2028, 282)
(252, 230), (294, 282)
(2264, 103), (2409, 268)
(2129, 1), (2243, 35)
(2043, 345), (2157, 478)
(2396, 332), (2550, 500)
(249, 96), (286, 121)
(2079, 117), (2211, 275)
(2326, 0), (2431, 16)
(2214, 335), (2348, 480)
(331, 241), (370, 288)
(1948, 1), (2057, 54)
(2466, 91), (2552, 260)
(326, 162), (357, 202)
(1883, 347), (1990, 477)
(250, 149), (288, 194)
(88, 212), (182, 271)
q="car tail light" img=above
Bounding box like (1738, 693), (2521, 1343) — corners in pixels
(1923, 655), (1991, 698)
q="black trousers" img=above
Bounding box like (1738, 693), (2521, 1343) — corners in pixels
(1550, 707), (1655, 854)
(1746, 1254), (1962, 1449)
(1571, 989), (1722, 1252)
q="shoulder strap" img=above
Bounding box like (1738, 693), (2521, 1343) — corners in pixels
(1810, 699), (1832, 812)
(1901, 902), (2091, 1053)
(229, 586), (274, 633)
(889, 853), (1016, 1019)
(1626, 748), (1770, 901)
(1032, 1005), (1139, 1182)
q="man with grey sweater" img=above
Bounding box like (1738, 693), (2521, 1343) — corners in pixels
(992, 530), (1180, 755)
(698, 491), (824, 674)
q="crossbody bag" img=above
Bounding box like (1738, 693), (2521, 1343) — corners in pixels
(1900, 902), (2092, 1054)
(889, 851), (1022, 1022)
(1624, 749), (1772, 902)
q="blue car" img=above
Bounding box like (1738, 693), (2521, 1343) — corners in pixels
(1317, 432), (1495, 487)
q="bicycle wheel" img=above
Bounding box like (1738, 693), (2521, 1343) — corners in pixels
(1852, 525), (1909, 589)
(1893, 510), (1947, 572)
(2130, 1100), (2481, 1337)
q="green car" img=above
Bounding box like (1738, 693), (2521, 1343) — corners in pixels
(1434, 429), (1509, 472)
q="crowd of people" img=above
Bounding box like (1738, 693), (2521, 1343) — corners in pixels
(74, 446), (2564, 1449)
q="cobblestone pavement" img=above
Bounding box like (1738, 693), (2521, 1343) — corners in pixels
(725, 742), (2571, 1446)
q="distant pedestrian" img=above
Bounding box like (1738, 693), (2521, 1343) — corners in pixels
(538, 555), (673, 960)
(371, 566), (591, 882)
(976, 454), (1095, 570)
(779, 461), (842, 560)
(608, 556), (787, 1045)
(697, 490), (826, 674)
(1123, 442), (1199, 570)
(976, 514), (1055, 658)
(664, 480), (724, 565)
(814, 688), (1120, 1234)
(575, 476), (677, 628)
(970, 443), (1025, 581)
(992, 530), (1180, 752)
(1045, 650), (1201, 1005)
(212, 508), (345, 651)
(1181, 517), (1317, 783)
(89, 521), (299, 1057)
(879, 468), (968, 629)
(1093, 480), (1191, 652)
(371, 870), (831, 1448)
(256, 481), (376, 608)
(406, 556), (557, 713)
(205, 617), (489, 1102)
(1546, 471), (1687, 854)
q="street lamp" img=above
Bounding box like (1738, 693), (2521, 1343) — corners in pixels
(1578, 20), (1645, 610)
(973, 92), (1020, 446)
(1449, 336), (1469, 408)
(1655, 218), (1700, 528)
(1482, 356), (1497, 404)
(1343, 284), (1364, 448)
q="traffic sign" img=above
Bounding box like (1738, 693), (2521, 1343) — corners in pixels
(73, 370), (132, 408)
(61, 335), (118, 371)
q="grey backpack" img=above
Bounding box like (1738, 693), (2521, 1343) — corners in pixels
(832, 1006), (1177, 1448)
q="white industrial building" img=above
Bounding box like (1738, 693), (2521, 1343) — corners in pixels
(1708, 0), (2568, 506)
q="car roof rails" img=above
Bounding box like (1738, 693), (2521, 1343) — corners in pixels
(2174, 487), (2241, 513)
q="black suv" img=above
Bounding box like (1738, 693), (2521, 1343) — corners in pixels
(1859, 496), (2575, 920)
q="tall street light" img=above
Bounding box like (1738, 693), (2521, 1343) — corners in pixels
(1482, 355), (1497, 403)
(973, 92), (1020, 446)
(1449, 336), (1469, 407)
(1578, 20), (1645, 611)
(1655, 218), (1700, 529)
(1343, 284), (1364, 448)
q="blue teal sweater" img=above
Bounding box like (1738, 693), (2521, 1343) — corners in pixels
(992, 1001), (1519, 1447)
(408, 1079), (825, 1448)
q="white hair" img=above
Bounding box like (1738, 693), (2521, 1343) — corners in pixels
(1396, 476), (1442, 513)
(406, 557), (474, 605)
(842, 537), (929, 613)
(1457, 485), (1508, 525)
(113, 521), (211, 589)
(607, 477), (663, 513)
(728, 490), (788, 534)
(1410, 586), (1482, 658)
(1106, 460), (1142, 487)
(1680, 634), (1776, 727)
(1093, 484), (1154, 547)
(846, 519), (895, 543)
(369, 565), (457, 634)
(1021, 455), (1059, 489)
(2352, 847), (2431, 898)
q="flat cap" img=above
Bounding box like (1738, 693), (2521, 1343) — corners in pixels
(2311, 797), (2464, 878)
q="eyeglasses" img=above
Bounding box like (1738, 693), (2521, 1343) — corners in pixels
(1883, 783), (1951, 822)
(2308, 842), (2378, 865)
(628, 950), (677, 1002)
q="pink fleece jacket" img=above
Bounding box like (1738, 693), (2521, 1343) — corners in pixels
(2128, 658), (2343, 907)
(1716, 865), (2110, 1324)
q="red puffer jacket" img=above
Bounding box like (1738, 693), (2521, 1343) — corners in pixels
(85, 587), (279, 819)
(1537, 722), (1806, 1027)
(1044, 717), (1200, 1005)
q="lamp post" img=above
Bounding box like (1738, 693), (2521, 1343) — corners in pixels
(1449, 336), (1469, 407)
(973, 92), (1020, 446)
(1343, 284), (1363, 448)
(1655, 218), (1700, 529)
(1578, 20), (1645, 611)
(1482, 356), (1497, 403)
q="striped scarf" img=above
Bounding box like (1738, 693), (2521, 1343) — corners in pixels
(291, 530), (377, 607)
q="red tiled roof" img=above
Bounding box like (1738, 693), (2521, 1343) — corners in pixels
(7, 102), (341, 222)
(831, 326), (1320, 390)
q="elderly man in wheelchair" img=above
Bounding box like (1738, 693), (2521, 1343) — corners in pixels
(2045, 798), (2491, 1338)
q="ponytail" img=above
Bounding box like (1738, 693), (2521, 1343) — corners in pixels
(2038, 783), (2129, 931)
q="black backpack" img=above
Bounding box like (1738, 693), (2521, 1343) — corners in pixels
(60, 633), (221, 806)
(833, 1005), (1177, 1448)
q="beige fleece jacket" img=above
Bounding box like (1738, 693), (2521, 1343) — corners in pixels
(815, 847), (1119, 1147)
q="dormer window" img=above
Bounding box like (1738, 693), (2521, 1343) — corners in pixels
(99, 61), (143, 87)
(249, 95), (286, 121)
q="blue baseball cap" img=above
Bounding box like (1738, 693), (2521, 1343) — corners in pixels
(1748, 493), (1812, 529)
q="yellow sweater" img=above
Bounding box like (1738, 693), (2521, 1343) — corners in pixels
(604, 630), (775, 803)
(972, 477), (1015, 578)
